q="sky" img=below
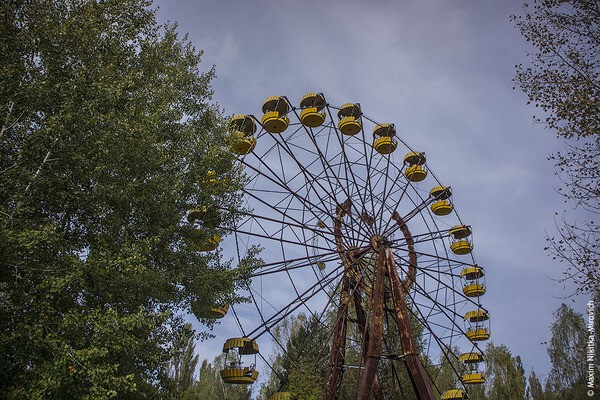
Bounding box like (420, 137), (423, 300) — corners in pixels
(153, 0), (590, 390)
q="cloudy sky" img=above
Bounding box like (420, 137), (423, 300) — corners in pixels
(154, 0), (589, 387)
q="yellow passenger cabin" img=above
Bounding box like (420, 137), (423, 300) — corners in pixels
(337, 103), (362, 136)
(372, 123), (397, 154)
(403, 151), (428, 182)
(229, 114), (257, 155)
(262, 96), (290, 134)
(299, 92), (326, 128)
(449, 225), (473, 255)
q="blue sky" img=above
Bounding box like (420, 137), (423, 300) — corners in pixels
(154, 0), (590, 388)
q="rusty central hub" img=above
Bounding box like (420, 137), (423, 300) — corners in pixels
(370, 235), (387, 252)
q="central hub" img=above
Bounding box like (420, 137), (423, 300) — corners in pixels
(370, 235), (387, 252)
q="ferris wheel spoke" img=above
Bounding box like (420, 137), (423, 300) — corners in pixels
(226, 205), (337, 247)
(322, 103), (374, 230)
(286, 108), (377, 240)
(250, 251), (342, 277)
(239, 154), (339, 226)
(247, 264), (346, 340)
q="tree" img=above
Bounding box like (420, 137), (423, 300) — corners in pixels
(0, 1), (248, 398)
(545, 303), (590, 399)
(168, 323), (200, 398)
(512, 0), (600, 295)
(484, 343), (527, 400)
(527, 369), (547, 400)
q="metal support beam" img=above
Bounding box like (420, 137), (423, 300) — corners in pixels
(386, 249), (435, 400)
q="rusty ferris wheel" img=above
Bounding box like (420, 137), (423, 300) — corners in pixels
(189, 93), (491, 400)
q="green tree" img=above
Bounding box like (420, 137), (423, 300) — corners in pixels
(527, 369), (547, 400)
(512, 0), (600, 295)
(484, 343), (527, 400)
(545, 303), (590, 399)
(0, 0), (247, 398)
(168, 323), (200, 398)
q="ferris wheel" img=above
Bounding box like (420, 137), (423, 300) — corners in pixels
(190, 93), (490, 400)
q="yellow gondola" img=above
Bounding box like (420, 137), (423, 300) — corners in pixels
(299, 93), (326, 127)
(403, 151), (428, 182)
(440, 389), (466, 399)
(449, 225), (473, 255)
(430, 185), (453, 216)
(460, 265), (486, 297)
(372, 123), (397, 154)
(221, 337), (260, 385)
(262, 96), (290, 134)
(337, 103), (362, 136)
(229, 114), (257, 155)
(186, 206), (221, 252)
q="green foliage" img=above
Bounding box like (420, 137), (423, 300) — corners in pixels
(512, 0), (600, 296)
(512, 0), (599, 139)
(168, 323), (200, 398)
(0, 0), (245, 398)
(484, 343), (527, 400)
(527, 369), (547, 400)
(545, 303), (589, 398)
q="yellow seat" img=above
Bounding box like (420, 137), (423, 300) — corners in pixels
(209, 304), (230, 319)
(431, 200), (453, 216)
(440, 389), (466, 400)
(451, 240), (473, 255)
(231, 131), (257, 155)
(404, 165), (428, 182)
(463, 283), (486, 297)
(461, 372), (486, 384)
(466, 328), (490, 341)
(337, 103), (362, 135)
(220, 367), (259, 384)
(373, 136), (397, 154)
(300, 107), (326, 127)
(317, 261), (326, 270)
(261, 111), (290, 134)
(338, 116), (362, 135)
